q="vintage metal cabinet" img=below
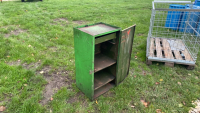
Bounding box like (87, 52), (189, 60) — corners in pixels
(74, 22), (136, 100)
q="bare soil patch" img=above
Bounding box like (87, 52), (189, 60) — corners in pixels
(22, 62), (41, 70)
(53, 18), (69, 23)
(5, 29), (27, 38)
(138, 33), (144, 36)
(1, 25), (15, 29)
(38, 66), (74, 105)
(73, 20), (87, 25)
(7, 61), (41, 70)
(7, 60), (21, 66)
(48, 47), (57, 52)
(66, 91), (88, 107)
(103, 91), (115, 97)
(51, 18), (69, 26)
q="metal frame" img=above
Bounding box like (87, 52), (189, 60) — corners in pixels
(147, 0), (200, 65)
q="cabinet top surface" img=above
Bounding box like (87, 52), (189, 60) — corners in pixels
(78, 24), (118, 36)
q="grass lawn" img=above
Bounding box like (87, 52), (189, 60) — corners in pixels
(0, 0), (200, 112)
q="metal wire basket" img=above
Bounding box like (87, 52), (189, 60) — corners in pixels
(146, 0), (200, 66)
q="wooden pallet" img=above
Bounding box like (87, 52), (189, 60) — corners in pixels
(147, 38), (195, 70)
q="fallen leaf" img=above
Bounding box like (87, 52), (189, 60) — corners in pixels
(130, 105), (135, 108)
(40, 71), (44, 74)
(50, 97), (53, 101)
(140, 99), (149, 107)
(178, 82), (181, 85)
(183, 101), (186, 105)
(155, 82), (160, 85)
(0, 106), (6, 112)
(178, 103), (183, 107)
(24, 84), (27, 86)
(156, 109), (162, 113)
(135, 56), (137, 59)
(96, 100), (98, 104)
(160, 79), (163, 82)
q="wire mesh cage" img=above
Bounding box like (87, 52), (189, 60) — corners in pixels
(146, 0), (200, 66)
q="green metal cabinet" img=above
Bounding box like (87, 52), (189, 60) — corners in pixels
(74, 22), (136, 100)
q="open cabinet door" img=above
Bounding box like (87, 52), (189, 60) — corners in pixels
(116, 25), (136, 85)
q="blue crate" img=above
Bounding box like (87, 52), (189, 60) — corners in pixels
(165, 4), (185, 30)
(194, 0), (200, 6)
(179, 5), (200, 33)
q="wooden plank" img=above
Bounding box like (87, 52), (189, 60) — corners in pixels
(178, 40), (193, 61)
(162, 39), (174, 59)
(95, 33), (116, 44)
(94, 54), (116, 73)
(155, 38), (162, 58)
(173, 50), (182, 60)
(94, 83), (115, 99)
(94, 71), (115, 90)
(149, 38), (155, 57)
(182, 48), (193, 61)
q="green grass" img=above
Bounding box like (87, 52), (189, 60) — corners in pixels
(0, 0), (199, 112)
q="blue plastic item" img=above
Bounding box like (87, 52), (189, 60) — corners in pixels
(196, 21), (200, 35)
(179, 5), (200, 33)
(194, 0), (200, 6)
(165, 4), (185, 30)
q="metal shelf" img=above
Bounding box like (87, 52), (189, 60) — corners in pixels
(94, 71), (115, 90)
(94, 53), (116, 73)
(94, 83), (115, 99)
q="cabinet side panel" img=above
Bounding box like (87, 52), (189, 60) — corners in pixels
(116, 25), (136, 85)
(74, 28), (94, 100)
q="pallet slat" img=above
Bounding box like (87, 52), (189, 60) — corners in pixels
(149, 38), (155, 57)
(162, 39), (174, 59)
(173, 50), (182, 60)
(155, 38), (162, 58)
(178, 40), (193, 61)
